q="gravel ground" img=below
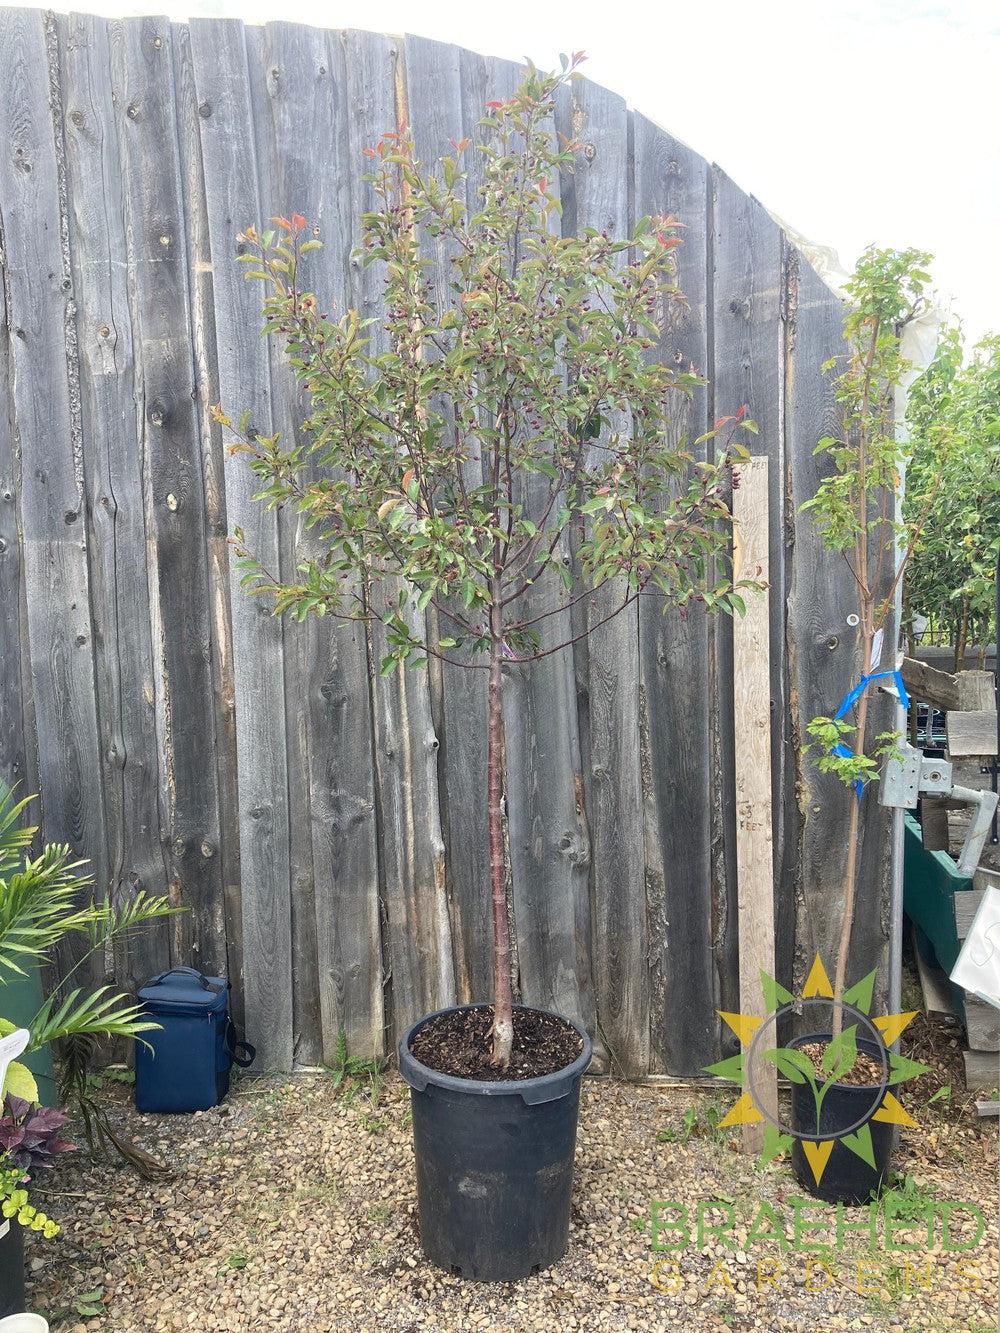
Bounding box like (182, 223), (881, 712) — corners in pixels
(21, 1054), (998, 1333)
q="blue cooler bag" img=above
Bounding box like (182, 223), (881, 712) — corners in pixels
(134, 967), (255, 1113)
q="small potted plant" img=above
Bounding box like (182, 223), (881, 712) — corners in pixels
(0, 1094), (73, 1318)
(217, 56), (756, 1278)
(791, 247), (948, 1202)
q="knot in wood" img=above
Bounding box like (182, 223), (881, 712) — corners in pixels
(166, 493), (178, 512)
(126, 101), (140, 120)
(198, 101), (212, 118)
(583, 142), (596, 162)
(200, 841), (214, 858)
(70, 110), (85, 128)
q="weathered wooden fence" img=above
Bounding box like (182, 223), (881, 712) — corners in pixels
(0, 9), (893, 1073)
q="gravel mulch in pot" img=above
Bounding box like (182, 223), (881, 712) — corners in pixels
(22, 1070), (997, 1332)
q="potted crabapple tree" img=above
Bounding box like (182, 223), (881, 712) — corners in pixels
(216, 56), (755, 1279)
(793, 248), (947, 1203)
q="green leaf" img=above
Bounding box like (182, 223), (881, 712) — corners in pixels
(761, 1046), (815, 1084)
(702, 1054), (744, 1082)
(841, 1122), (876, 1169)
(821, 1025), (858, 1081)
(760, 970), (793, 1014)
(843, 969), (877, 1015)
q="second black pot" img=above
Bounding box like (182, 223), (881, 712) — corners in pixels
(789, 1032), (893, 1205)
(398, 1004), (592, 1282)
(0, 1215), (25, 1319)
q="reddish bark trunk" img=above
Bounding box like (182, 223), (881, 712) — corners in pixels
(487, 632), (513, 1066)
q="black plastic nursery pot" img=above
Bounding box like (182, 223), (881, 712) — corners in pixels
(0, 1215), (25, 1319)
(398, 1004), (592, 1282)
(789, 1033), (893, 1205)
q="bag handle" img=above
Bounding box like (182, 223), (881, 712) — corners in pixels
(145, 966), (224, 994)
(226, 1015), (256, 1069)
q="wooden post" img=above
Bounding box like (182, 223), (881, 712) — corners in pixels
(733, 457), (777, 1150)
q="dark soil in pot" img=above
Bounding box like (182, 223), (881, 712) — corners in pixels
(410, 1006), (583, 1081)
(399, 1003), (592, 1282)
(789, 1032), (894, 1206)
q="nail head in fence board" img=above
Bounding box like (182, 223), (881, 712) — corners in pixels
(62, 11), (172, 991)
(733, 457), (777, 1148)
(113, 14), (228, 979)
(252, 20), (383, 1063)
(0, 8), (108, 983)
(633, 113), (716, 1074)
(353, 30), (456, 1041)
(945, 710), (998, 758)
(189, 15), (294, 1070)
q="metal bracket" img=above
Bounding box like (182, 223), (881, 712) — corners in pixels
(879, 743), (949, 809)
(880, 742), (998, 876)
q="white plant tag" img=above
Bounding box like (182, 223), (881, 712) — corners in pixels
(950, 887), (1000, 1010)
(0, 1028), (30, 1101)
(871, 626), (885, 669)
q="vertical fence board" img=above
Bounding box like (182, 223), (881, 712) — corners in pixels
(110, 14), (227, 977)
(351, 30), (456, 1041)
(489, 71), (593, 1040)
(189, 15), (293, 1069)
(404, 35), (492, 1011)
(0, 9), (107, 984)
(733, 457), (776, 1149)
(633, 116), (717, 1073)
(171, 20), (245, 1023)
(0, 58), (31, 804)
(61, 12), (171, 991)
(252, 19), (383, 1062)
(562, 77), (647, 1076)
(712, 168), (785, 1019)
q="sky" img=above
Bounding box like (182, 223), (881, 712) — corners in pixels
(11, 0), (999, 344)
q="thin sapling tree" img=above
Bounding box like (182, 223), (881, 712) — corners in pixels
(214, 56), (757, 1067)
(803, 247), (949, 1039)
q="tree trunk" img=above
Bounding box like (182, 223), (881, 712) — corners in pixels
(831, 634), (873, 1041)
(488, 635), (514, 1066)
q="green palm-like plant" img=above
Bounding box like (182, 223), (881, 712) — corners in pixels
(0, 781), (181, 1172)
(0, 781), (178, 1057)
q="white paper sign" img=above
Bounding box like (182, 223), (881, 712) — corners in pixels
(950, 887), (1000, 1011)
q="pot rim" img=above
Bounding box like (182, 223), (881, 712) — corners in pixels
(787, 1030), (889, 1093)
(398, 1002), (593, 1105)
